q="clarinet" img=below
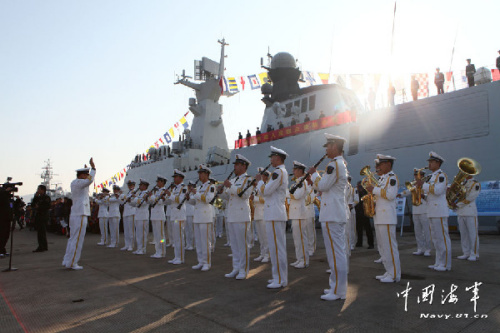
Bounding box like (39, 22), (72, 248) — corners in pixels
(237, 163), (272, 198)
(289, 154), (328, 195)
(125, 188), (139, 203)
(151, 183), (175, 208)
(137, 187), (157, 208)
(209, 171), (234, 205)
(177, 180), (200, 209)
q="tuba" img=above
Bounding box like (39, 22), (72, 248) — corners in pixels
(446, 158), (481, 208)
(405, 167), (428, 206)
(360, 165), (378, 217)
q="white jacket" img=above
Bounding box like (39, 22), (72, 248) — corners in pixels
(131, 190), (150, 221)
(372, 171), (399, 225)
(305, 186), (316, 219)
(149, 186), (167, 221)
(70, 169), (96, 217)
(311, 156), (348, 223)
(400, 189), (427, 215)
(253, 180), (266, 221)
(96, 197), (109, 218)
(165, 183), (187, 221)
(263, 164), (289, 221)
(288, 180), (307, 220)
(456, 178), (481, 217)
(221, 173), (252, 223)
(120, 189), (137, 217)
(422, 169), (449, 218)
(107, 194), (121, 218)
(190, 180), (216, 223)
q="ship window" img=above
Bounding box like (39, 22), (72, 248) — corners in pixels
(301, 98), (308, 112)
(309, 95), (316, 111)
(285, 103), (292, 117)
(294, 100), (300, 108)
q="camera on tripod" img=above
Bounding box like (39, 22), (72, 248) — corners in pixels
(1, 177), (23, 196)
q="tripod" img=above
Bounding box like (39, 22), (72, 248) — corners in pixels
(2, 218), (18, 272)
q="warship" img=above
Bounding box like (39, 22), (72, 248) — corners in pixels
(124, 40), (500, 231)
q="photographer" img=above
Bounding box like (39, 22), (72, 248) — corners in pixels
(32, 185), (51, 252)
(0, 185), (15, 257)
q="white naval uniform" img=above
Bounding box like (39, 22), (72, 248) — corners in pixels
(107, 194), (121, 247)
(185, 201), (195, 249)
(263, 164), (289, 287)
(253, 180), (269, 260)
(96, 197), (109, 245)
(130, 191), (150, 254)
(400, 189), (431, 254)
(456, 178), (481, 259)
(372, 171), (401, 281)
(166, 203), (173, 247)
(62, 168), (96, 269)
(221, 173), (253, 277)
(148, 187), (167, 257)
(344, 184), (352, 256)
(289, 180), (309, 267)
(311, 156), (348, 299)
(120, 190), (137, 251)
(422, 169), (451, 270)
(305, 188), (316, 256)
(347, 184), (359, 251)
(165, 184), (188, 263)
(189, 180), (216, 268)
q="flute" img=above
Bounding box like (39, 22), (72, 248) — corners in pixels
(237, 163), (272, 198)
(289, 154), (327, 195)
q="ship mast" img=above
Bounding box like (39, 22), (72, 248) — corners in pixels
(39, 159), (58, 191)
(218, 38), (228, 79)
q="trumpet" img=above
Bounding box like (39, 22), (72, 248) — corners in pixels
(446, 158), (481, 208)
(404, 167), (428, 206)
(360, 165), (377, 217)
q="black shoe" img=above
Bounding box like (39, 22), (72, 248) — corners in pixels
(33, 248), (45, 253)
(367, 245), (374, 249)
(355, 243), (363, 248)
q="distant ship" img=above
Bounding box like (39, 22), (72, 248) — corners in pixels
(124, 40), (500, 231)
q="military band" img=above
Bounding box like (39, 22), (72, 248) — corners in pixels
(79, 139), (483, 303)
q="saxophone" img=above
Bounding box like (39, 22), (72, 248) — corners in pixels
(360, 165), (378, 217)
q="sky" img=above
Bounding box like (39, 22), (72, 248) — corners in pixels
(1, 0), (498, 197)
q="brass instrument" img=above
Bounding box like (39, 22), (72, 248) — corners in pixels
(404, 167), (428, 206)
(446, 158), (481, 208)
(313, 196), (321, 210)
(360, 165), (378, 217)
(213, 198), (224, 209)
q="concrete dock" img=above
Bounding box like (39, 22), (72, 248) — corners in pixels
(0, 228), (499, 332)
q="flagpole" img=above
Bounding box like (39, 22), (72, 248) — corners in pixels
(448, 26), (459, 91)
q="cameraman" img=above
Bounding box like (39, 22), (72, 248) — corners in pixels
(0, 185), (14, 257)
(32, 185), (51, 252)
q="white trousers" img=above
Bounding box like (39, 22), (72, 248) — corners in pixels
(151, 220), (166, 256)
(216, 216), (224, 237)
(305, 217), (316, 254)
(345, 213), (352, 257)
(429, 217), (452, 269)
(108, 217), (120, 247)
(321, 222), (348, 297)
(99, 217), (109, 244)
(185, 216), (195, 248)
(265, 220), (287, 285)
(291, 219), (309, 265)
(374, 224), (383, 257)
(135, 219), (149, 253)
(458, 216), (479, 257)
(413, 213), (432, 252)
(254, 220), (269, 257)
(194, 223), (211, 266)
(349, 209), (357, 249)
(62, 215), (88, 268)
(123, 215), (135, 249)
(374, 224), (401, 280)
(172, 219), (186, 262)
(228, 222), (251, 274)
(166, 217), (174, 245)
(210, 221), (216, 251)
